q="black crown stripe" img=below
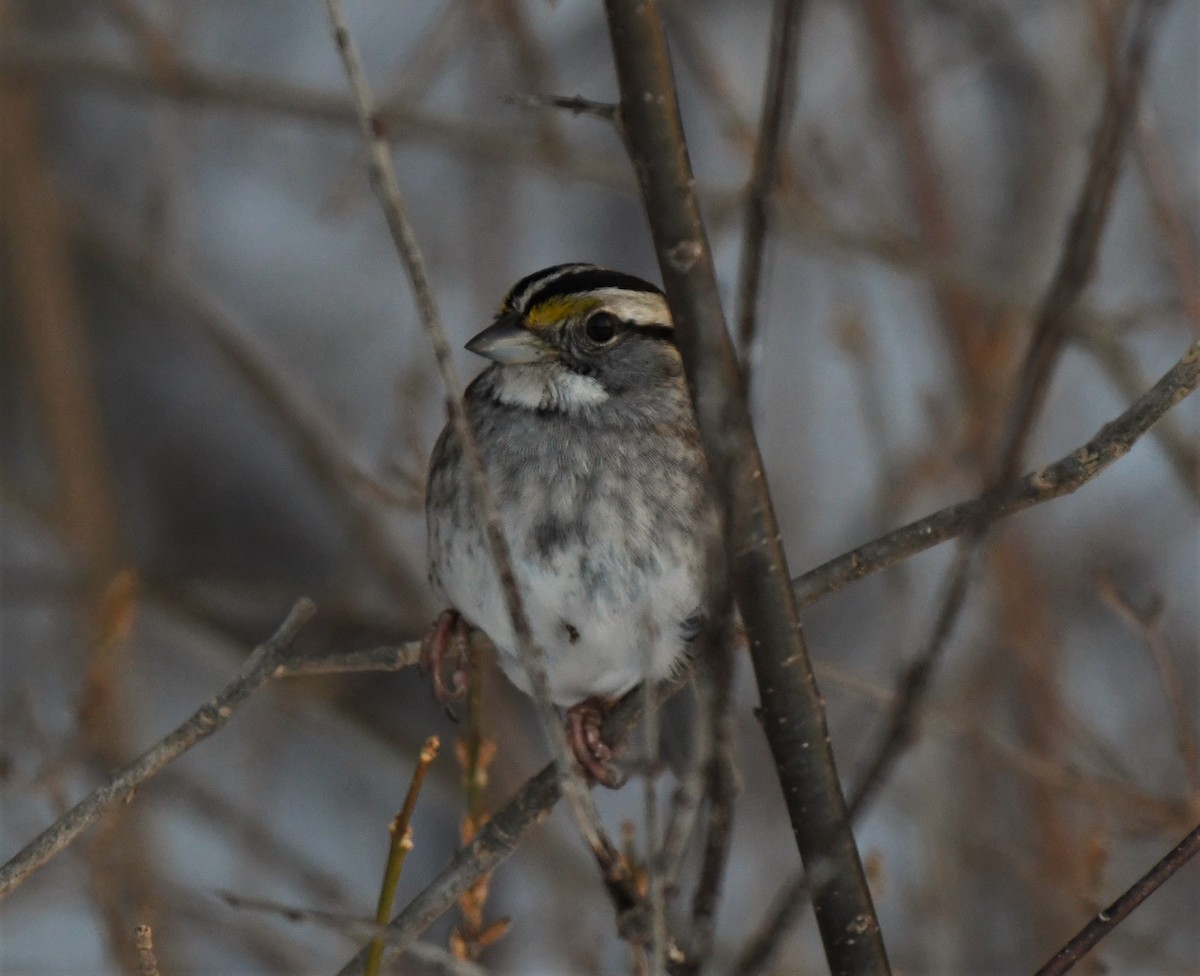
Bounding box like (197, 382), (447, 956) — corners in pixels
(503, 263), (590, 313)
(505, 265), (664, 314)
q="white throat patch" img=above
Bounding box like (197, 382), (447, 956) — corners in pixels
(491, 364), (609, 412)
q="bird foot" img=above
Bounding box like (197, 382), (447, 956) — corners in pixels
(566, 696), (623, 788)
(420, 609), (471, 705)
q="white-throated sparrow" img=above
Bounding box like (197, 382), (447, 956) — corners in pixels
(423, 264), (721, 786)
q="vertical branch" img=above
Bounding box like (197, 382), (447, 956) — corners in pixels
(0, 8), (141, 965)
(734, 0), (805, 388)
(603, 3), (891, 975)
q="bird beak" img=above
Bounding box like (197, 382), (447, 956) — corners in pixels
(465, 314), (555, 364)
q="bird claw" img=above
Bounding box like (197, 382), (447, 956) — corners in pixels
(567, 697), (623, 789)
(420, 610), (471, 706)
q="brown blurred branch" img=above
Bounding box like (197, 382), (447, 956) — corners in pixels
(859, 0), (993, 420)
(0, 599), (316, 902)
(66, 194), (423, 596)
(1, 24), (144, 963)
(991, 0), (1168, 486)
(0, 39), (1027, 303)
(1032, 821), (1200, 976)
(843, 0), (1169, 832)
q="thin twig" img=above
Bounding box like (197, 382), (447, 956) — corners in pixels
(318, 0), (629, 958)
(1032, 821), (1200, 976)
(503, 91), (618, 123)
(332, 677), (684, 976)
(366, 735), (440, 976)
(219, 892), (495, 976)
(734, 0), (804, 388)
(0, 599), (316, 901)
(1076, 326), (1200, 506)
(275, 643), (422, 676)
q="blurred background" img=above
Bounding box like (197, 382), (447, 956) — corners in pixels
(1, 0), (1197, 973)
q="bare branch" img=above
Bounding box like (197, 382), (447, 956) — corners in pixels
(1032, 821), (1200, 976)
(791, 341), (1200, 606)
(603, 2), (890, 973)
(1077, 326), (1200, 506)
(503, 91), (619, 123)
(991, 0), (1168, 486)
(218, 891), (495, 976)
(0, 599), (316, 901)
(332, 676), (684, 976)
(318, 0), (636, 962)
(275, 643), (421, 676)
(734, 0), (804, 387)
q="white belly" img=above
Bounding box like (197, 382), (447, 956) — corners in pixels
(436, 533), (700, 706)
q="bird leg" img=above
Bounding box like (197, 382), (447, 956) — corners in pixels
(419, 609), (471, 704)
(566, 696), (622, 788)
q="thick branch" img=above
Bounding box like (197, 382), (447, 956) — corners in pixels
(603, 2), (890, 974)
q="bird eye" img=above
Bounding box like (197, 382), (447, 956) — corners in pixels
(584, 311), (620, 344)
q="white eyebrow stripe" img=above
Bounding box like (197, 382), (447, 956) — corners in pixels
(590, 289), (672, 327)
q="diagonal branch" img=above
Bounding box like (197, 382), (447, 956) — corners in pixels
(1033, 820), (1200, 976)
(990, 0), (1168, 486)
(842, 0), (1169, 837)
(0, 599), (316, 901)
(317, 1), (646, 966)
(790, 340), (1200, 607)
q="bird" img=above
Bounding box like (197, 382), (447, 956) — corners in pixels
(422, 263), (722, 786)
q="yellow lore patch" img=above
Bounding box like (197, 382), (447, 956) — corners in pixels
(523, 295), (600, 329)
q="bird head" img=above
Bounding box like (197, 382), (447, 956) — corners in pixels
(465, 264), (680, 404)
